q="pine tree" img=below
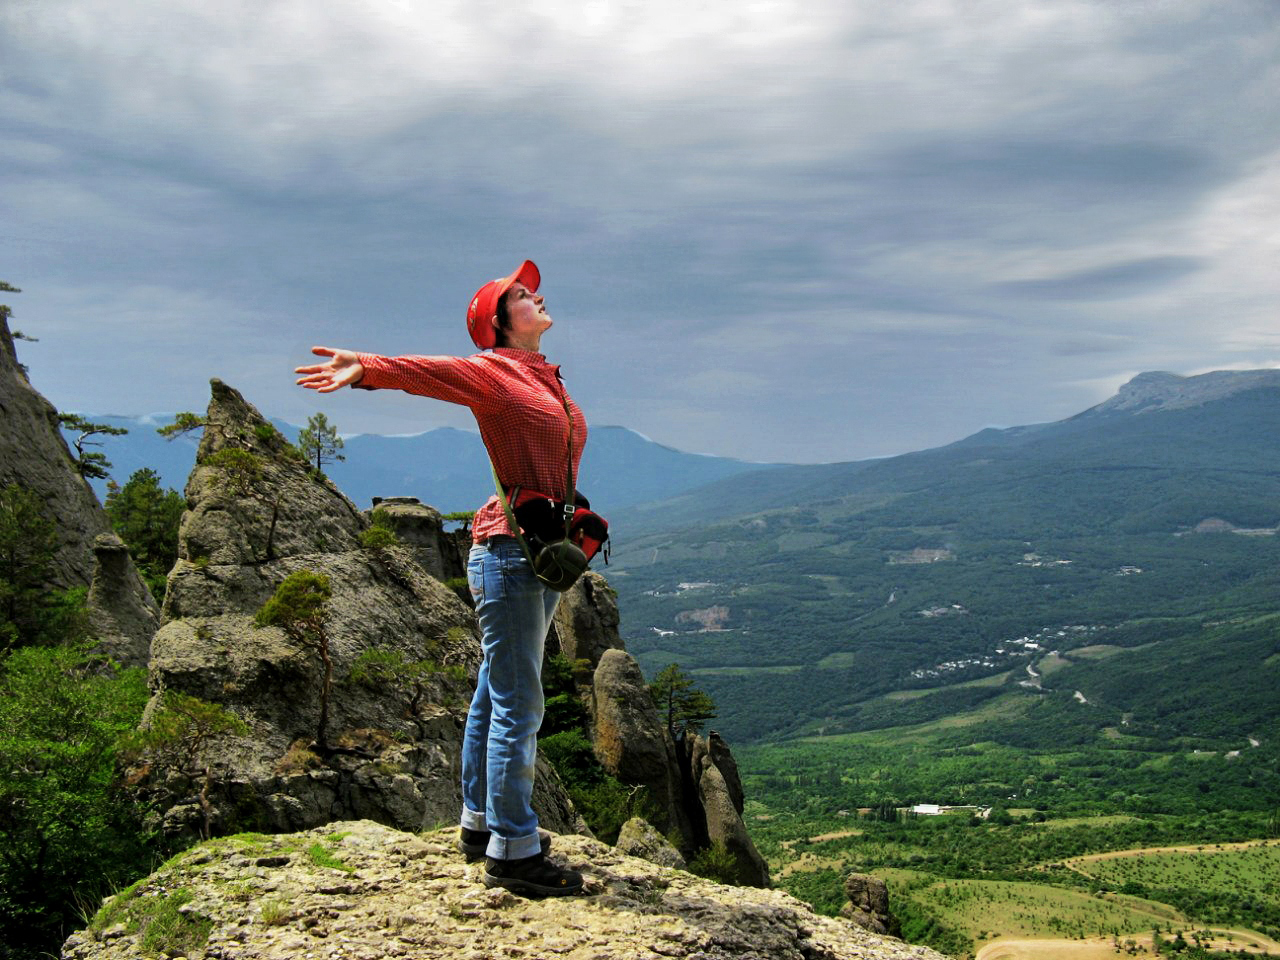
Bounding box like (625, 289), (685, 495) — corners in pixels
(298, 412), (345, 473)
(254, 571), (335, 751)
(57, 413), (128, 480)
(648, 662), (717, 736)
(0, 484), (59, 650)
(104, 468), (186, 600)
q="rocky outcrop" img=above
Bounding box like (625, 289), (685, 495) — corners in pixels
(592, 648), (692, 842)
(553, 576), (767, 885)
(615, 815), (686, 869)
(1085, 368), (1280, 417)
(0, 309), (158, 657)
(85, 533), (158, 667)
(62, 820), (946, 960)
(689, 732), (771, 887)
(145, 380), (576, 840)
(551, 570), (624, 666)
(841, 874), (901, 938)
(366, 496), (465, 582)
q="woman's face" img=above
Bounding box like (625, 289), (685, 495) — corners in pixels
(502, 282), (552, 346)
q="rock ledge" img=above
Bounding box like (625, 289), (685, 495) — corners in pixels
(64, 820), (947, 960)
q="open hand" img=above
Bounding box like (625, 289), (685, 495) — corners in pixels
(295, 346), (365, 392)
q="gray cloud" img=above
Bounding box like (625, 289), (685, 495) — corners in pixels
(993, 256), (1207, 301)
(3, 0), (1278, 462)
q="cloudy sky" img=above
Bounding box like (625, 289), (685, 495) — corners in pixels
(3, 0), (1278, 463)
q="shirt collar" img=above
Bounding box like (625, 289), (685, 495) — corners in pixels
(493, 347), (551, 367)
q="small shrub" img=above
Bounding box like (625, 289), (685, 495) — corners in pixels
(259, 898), (292, 926)
(688, 841), (745, 886)
(360, 525), (399, 550)
(360, 509), (401, 550)
(274, 741), (324, 775)
(204, 448), (263, 495)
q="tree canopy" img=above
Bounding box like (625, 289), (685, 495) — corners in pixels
(298, 412), (345, 473)
(57, 414), (128, 480)
(105, 468), (186, 601)
(0, 484), (60, 649)
(648, 662), (717, 736)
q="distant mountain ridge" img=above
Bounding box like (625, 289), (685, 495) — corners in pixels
(605, 369), (1280, 751)
(1082, 368), (1280, 417)
(67, 415), (780, 517)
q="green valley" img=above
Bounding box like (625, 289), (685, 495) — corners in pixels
(604, 373), (1280, 957)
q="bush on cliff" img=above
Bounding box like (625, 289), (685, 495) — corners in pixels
(0, 643), (154, 960)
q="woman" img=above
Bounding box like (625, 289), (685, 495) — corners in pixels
(295, 259), (585, 897)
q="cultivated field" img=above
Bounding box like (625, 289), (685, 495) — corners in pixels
(879, 869), (1183, 943)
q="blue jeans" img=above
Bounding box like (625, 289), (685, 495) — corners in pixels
(460, 537), (561, 860)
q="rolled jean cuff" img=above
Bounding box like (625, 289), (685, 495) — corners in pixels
(488, 829), (543, 861)
(460, 807), (487, 832)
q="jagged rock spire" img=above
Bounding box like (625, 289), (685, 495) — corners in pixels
(0, 299), (158, 664)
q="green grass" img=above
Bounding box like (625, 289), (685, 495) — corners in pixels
(306, 842), (354, 873)
(1069, 842), (1280, 906)
(91, 885), (212, 958)
(1068, 645), (1126, 660)
(691, 664), (805, 676)
(884, 873), (1184, 942)
(1028, 815), (1145, 831)
(138, 889), (213, 957)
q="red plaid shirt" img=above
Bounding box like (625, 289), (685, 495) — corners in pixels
(355, 347), (587, 543)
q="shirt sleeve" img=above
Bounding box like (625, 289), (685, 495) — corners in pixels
(354, 353), (503, 412)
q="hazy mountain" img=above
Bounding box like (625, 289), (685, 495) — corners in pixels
(67, 416), (778, 517)
(607, 370), (1280, 747)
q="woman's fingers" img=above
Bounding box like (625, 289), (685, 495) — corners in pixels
(295, 346), (359, 391)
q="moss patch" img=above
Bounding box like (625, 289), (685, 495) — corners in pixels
(92, 886), (213, 958)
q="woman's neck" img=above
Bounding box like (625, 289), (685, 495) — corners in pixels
(502, 333), (542, 353)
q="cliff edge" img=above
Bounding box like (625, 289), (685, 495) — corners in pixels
(64, 819), (946, 960)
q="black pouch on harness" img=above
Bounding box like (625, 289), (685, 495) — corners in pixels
(511, 490), (610, 590)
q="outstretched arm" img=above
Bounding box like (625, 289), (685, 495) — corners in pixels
(295, 346), (365, 392)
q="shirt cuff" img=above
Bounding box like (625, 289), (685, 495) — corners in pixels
(352, 352), (383, 390)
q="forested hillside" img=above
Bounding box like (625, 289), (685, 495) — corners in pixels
(609, 376), (1280, 751)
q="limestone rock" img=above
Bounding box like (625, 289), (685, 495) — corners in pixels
(85, 533), (159, 667)
(62, 820), (948, 960)
(551, 570), (623, 668)
(567, 581), (765, 881)
(698, 729), (746, 813)
(591, 649), (690, 841)
(366, 497), (465, 582)
(690, 732), (771, 887)
(146, 380), (577, 839)
(615, 816), (686, 869)
(0, 310), (158, 643)
(841, 874), (901, 938)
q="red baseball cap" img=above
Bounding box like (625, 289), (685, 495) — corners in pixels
(466, 259), (541, 349)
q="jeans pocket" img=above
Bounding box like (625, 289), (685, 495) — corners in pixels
(467, 558), (485, 605)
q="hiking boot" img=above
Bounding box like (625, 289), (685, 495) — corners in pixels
(483, 852), (583, 898)
(458, 827), (552, 863)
